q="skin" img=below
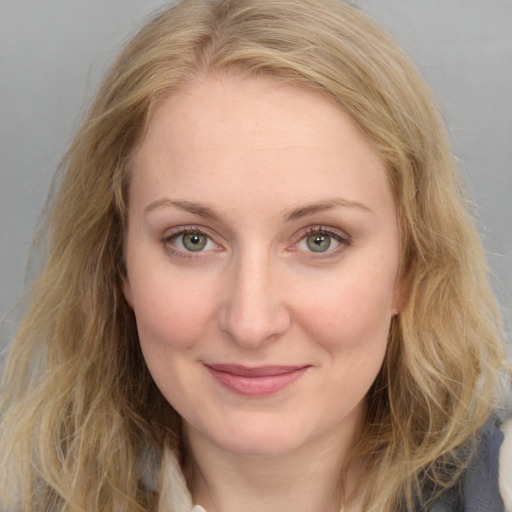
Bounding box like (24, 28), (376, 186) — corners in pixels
(123, 74), (403, 512)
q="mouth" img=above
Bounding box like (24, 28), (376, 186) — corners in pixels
(204, 364), (310, 396)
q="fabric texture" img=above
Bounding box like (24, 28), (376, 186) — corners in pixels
(428, 417), (506, 512)
(499, 417), (512, 511)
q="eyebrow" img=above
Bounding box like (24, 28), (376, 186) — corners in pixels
(143, 197), (372, 221)
(144, 198), (223, 220)
(283, 198), (372, 222)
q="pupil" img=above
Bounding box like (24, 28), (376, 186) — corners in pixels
(183, 233), (207, 251)
(307, 234), (331, 252)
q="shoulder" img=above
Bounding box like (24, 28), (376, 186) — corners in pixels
(461, 415), (511, 512)
(499, 416), (512, 511)
(428, 415), (511, 512)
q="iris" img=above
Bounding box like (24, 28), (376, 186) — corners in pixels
(306, 234), (331, 252)
(182, 232), (208, 251)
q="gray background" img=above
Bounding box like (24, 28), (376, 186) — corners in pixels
(1, 1), (511, 352)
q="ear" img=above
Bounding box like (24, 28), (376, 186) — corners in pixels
(122, 275), (134, 309)
(392, 287), (404, 316)
(392, 268), (412, 316)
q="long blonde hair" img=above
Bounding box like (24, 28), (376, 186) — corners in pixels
(0, 1), (508, 511)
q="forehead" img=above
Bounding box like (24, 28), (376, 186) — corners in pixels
(141, 77), (340, 151)
(129, 74), (393, 217)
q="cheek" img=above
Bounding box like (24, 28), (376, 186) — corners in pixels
(128, 270), (220, 410)
(129, 269), (219, 352)
(294, 260), (397, 354)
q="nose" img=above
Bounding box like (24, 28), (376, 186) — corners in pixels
(218, 253), (291, 349)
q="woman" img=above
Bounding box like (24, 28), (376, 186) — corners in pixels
(0, 0), (510, 511)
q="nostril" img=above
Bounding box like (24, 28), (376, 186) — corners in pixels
(217, 258), (291, 347)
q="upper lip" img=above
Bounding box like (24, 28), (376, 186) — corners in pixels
(205, 364), (309, 377)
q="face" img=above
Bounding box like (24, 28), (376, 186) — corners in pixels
(123, 74), (402, 459)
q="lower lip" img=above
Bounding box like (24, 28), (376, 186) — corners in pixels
(205, 366), (309, 396)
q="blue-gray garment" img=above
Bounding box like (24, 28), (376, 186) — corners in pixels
(428, 418), (504, 512)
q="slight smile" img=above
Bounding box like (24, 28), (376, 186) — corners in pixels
(204, 364), (311, 396)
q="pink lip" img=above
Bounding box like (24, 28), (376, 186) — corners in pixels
(205, 364), (309, 396)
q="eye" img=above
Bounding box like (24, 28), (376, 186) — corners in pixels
(165, 228), (218, 254)
(180, 232), (209, 251)
(295, 227), (348, 254)
(304, 233), (334, 252)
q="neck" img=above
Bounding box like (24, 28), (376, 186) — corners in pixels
(182, 421), (363, 512)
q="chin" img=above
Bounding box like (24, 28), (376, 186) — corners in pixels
(205, 414), (320, 458)
(218, 432), (305, 458)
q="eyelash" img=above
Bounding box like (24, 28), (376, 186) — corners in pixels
(162, 224), (351, 260)
(292, 225), (351, 257)
(163, 226), (220, 261)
